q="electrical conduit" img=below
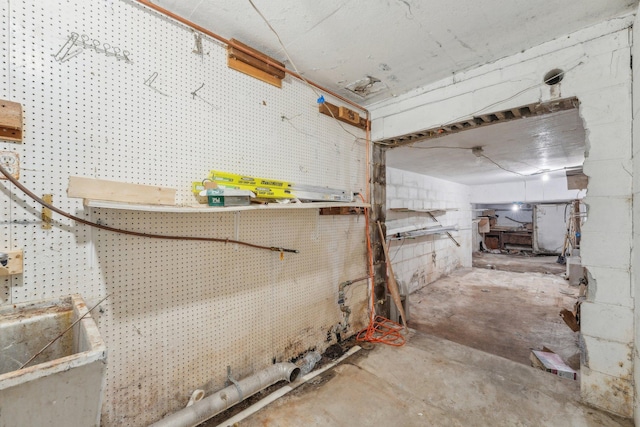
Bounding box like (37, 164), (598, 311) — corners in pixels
(150, 363), (300, 427)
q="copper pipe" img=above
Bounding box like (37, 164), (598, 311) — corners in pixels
(135, 0), (367, 112)
(0, 163), (299, 253)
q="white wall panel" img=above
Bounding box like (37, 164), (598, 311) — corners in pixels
(0, 1), (368, 425)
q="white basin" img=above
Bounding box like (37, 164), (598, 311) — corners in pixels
(0, 294), (107, 426)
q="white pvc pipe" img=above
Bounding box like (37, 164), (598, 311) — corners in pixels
(185, 389), (204, 407)
(150, 363), (300, 427)
(216, 346), (362, 427)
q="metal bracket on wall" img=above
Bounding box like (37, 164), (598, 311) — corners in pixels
(427, 212), (460, 247)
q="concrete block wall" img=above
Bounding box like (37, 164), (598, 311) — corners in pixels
(386, 167), (472, 295)
(372, 17), (636, 418)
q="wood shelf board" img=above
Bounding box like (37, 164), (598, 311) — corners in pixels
(84, 199), (369, 213)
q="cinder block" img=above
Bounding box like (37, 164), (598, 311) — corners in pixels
(579, 84), (631, 127)
(396, 186), (409, 199)
(582, 159), (632, 197)
(586, 122), (631, 161)
(585, 266), (632, 308)
(402, 172), (419, 187)
(582, 335), (632, 378)
(581, 366), (633, 418)
(388, 199), (403, 209)
(581, 301), (633, 344)
(413, 244), (426, 258)
(386, 185), (396, 199)
(581, 230), (631, 270)
(387, 168), (403, 185)
(581, 196), (631, 234)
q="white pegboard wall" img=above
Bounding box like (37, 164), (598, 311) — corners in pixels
(2, 1), (369, 425)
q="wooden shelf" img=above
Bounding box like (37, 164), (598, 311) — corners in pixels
(84, 199), (369, 213)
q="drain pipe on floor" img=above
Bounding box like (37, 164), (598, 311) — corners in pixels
(150, 363), (300, 427)
(216, 346), (362, 427)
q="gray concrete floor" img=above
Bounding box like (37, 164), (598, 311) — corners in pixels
(210, 263), (625, 426)
(409, 267), (581, 369)
(234, 331), (631, 426)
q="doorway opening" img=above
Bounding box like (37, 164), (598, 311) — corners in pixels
(381, 98), (587, 374)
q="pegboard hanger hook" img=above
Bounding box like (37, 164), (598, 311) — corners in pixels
(53, 32), (82, 62)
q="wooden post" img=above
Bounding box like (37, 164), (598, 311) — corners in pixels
(371, 144), (388, 317)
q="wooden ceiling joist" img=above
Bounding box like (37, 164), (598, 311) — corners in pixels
(376, 97), (579, 148)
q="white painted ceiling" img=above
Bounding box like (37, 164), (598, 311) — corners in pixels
(386, 109), (586, 185)
(151, 0), (637, 106)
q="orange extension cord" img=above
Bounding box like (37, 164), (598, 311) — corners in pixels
(355, 118), (406, 347)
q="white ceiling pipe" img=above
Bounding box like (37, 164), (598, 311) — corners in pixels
(151, 363), (300, 427)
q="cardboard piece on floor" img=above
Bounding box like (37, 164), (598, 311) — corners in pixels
(530, 349), (577, 380)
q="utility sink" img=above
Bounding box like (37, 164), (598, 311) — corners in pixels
(0, 294), (107, 426)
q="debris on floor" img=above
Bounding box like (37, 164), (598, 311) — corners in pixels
(530, 348), (577, 380)
(324, 343), (345, 360)
(560, 309), (580, 332)
(560, 289), (583, 332)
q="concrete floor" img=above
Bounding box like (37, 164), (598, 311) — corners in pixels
(231, 331), (631, 426)
(205, 264), (628, 426)
(409, 266), (580, 369)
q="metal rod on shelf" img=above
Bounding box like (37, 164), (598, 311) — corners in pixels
(427, 212), (460, 247)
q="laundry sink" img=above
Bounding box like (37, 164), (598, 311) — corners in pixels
(0, 294), (107, 426)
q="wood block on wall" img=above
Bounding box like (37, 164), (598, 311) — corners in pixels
(319, 101), (368, 130)
(0, 100), (23, 143)
(67, 176), (176, 206)
(227, 39), (284, 88)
